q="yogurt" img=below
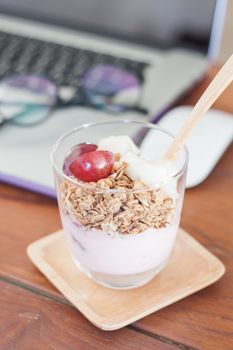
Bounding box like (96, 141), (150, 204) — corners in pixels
(61, 211), (179, 276)
(58, 134), (183, 288)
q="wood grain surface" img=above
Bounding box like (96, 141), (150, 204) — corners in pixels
(0, 67), (233, 349)
(0, 281), (175, 350)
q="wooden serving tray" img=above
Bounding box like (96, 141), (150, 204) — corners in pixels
(27, 228), (225, 331)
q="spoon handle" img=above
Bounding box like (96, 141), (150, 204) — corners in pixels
(166, 54), (233, 160)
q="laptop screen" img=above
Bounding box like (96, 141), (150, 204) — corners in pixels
(0, 0), (218, 53)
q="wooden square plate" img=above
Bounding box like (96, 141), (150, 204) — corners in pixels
(27, 228), (225, 331)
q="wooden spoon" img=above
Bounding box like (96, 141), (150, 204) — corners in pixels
(166, 53), (233, 160)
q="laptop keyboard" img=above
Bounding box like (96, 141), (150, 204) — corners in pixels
(0, 31), (148, 91)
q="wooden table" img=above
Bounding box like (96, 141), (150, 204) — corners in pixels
(0, 67), (232, 350)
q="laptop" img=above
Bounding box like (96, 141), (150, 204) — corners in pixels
(0, 0), (227, 196)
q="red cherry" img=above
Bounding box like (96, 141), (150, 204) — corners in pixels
(69, 150), (114, 182)
(63, 143), (97, 176)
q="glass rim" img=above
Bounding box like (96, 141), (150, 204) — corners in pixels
(50, 119), (189, 194)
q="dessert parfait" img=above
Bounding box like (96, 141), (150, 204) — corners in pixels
(51, 121), (188, 289)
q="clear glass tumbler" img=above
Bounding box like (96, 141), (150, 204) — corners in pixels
(51, 120), (188, 289)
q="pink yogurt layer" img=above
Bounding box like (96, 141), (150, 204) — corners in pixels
(61, 213), (179, 276)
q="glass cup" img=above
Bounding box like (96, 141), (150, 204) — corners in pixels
(51, 120), (188, 289)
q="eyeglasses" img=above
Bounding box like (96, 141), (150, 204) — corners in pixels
(0, 64), (147, 127)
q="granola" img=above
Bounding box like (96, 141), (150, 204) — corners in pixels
(60, 159), (176, 235)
